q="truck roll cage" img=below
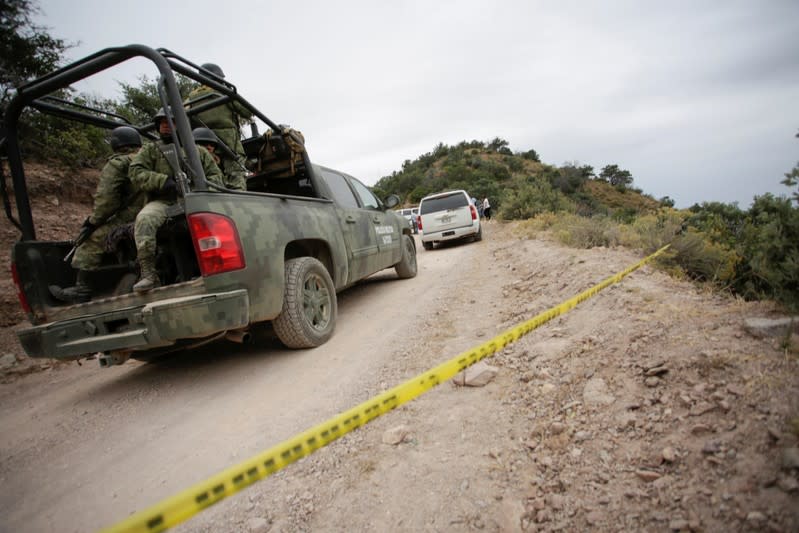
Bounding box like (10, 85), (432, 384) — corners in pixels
(0, 44), (286, 241)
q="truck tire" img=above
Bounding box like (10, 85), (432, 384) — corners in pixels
(394, 234), (418, 279)
(273, 257), (337, 349)
(422, 241), (433, 251)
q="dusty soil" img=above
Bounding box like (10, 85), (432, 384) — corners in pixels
(1, 203), (798, 532)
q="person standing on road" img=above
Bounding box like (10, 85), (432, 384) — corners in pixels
(49, 126), (145, 303)
(482, 197), (492, 221)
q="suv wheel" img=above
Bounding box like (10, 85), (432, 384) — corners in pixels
(273, 257), (337, 348)
(422, 241), (433, 251)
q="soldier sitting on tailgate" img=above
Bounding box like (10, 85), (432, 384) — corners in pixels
(50, 126), (146, 303)
(129, 107), (225, 292)
(192, 127), (247, 190)
(186, 62), (252, 159)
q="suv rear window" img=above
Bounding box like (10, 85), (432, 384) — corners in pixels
(420, 192), (468, 215)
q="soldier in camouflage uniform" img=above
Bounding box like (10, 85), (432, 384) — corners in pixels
(49, 126), (145, 303)
(186, 63), (252, 158)
(129, 108), (224, 292)
(192, 127), (247, 190)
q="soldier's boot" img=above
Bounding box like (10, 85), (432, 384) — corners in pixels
(132, 259), (160, 293)
(49, 270), (92, 303)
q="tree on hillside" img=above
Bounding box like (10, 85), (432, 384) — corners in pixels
(599, 164), (634, 188)
(23, 92), (114, 166)
(0, 1), (112, 166)
(780, 130), (799, 204)
(0, 0), (69, 107)
(735, 193), (799, 310)
(115, 75), (198, 125)
(551, 162), (593, 194)
(519, 148), (541, 162)
(488, 137), (511, 154)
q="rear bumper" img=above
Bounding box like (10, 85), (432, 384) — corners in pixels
(17, 289), (249, 359)
(420, 223), (479, 243)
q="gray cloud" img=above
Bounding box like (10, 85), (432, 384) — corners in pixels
(35, 0), (799, 208)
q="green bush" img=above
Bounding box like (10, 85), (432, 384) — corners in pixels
(686, 201), (746, 249)
(21, 107), (111, 167)
(734, 194), (799, 310)
(504, 156), (524, 173)
(498, 178), (575, 220)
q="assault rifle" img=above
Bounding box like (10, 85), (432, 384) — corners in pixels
(63, 218), (98, 263)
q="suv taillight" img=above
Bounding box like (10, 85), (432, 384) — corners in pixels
(11, 263), (31, 314)
(470, 204), (478, 220)
(417, 215), (422, 231)
(188, 213), (246, 276)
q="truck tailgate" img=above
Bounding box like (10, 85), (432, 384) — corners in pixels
(18, 289), (249, 359)
(424, 206), (473, 232)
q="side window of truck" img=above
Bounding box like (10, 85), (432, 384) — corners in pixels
(348, 178), (380, 209)
(320, 169), (359, 208)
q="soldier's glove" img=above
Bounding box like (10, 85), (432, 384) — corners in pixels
(75, 217), (97, 245)
(161, 176), (178, 196)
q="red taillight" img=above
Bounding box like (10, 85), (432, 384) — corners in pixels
(188, 213), (246, 276)
(417, 215), (422, 231)
(470, 204), (478, 220)
(10, 263), (31, 314)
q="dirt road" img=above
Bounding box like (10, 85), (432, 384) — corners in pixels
(1, 223), (797, 533)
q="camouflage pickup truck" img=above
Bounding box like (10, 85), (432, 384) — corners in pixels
(1, 45), (417, 366)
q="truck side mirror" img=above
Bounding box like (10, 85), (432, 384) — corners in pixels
(384, 194), (400, 209)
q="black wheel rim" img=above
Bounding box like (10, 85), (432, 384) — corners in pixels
(302, 272), (331, 331)
(405, 237), (416, 271)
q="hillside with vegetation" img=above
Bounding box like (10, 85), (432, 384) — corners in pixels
(373, 137), (799, 313)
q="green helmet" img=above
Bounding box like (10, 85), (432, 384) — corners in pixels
(153, 106), (169, 125)
(109, 126), (142, 150)
(200, 63), (225, 78)
(153, 107), (175, 140)
(192, 127), (219, 146)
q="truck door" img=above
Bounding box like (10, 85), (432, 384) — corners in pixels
(346, 176), (401, 268)
(318, 169), (381, 283)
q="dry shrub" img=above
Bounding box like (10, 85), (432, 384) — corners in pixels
(516, 213), (625, 249)
(667, 229), (740, 284)
(553, 214), (623, 249)
(516, 213), (560, 238)
(627, 210), (686, 252)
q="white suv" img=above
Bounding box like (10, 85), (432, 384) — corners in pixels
(395, 207), (419, 233)
(418, 190), (482, 250)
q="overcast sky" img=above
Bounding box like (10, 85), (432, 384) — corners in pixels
(35, 0), (799, 208)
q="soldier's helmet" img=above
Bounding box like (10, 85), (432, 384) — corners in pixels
(200, 63), (225, 78)
(153, 107), (176, 140)
(153, 106), (170, 124)
(192, 127), (219, 147)
(109, 126), (142, 150)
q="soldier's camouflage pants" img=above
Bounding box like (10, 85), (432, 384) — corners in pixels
(134, 200), (171, 271)
(72, 212), (137, 271)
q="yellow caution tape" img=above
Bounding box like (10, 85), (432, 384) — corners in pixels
(101, 244), (670, 533)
